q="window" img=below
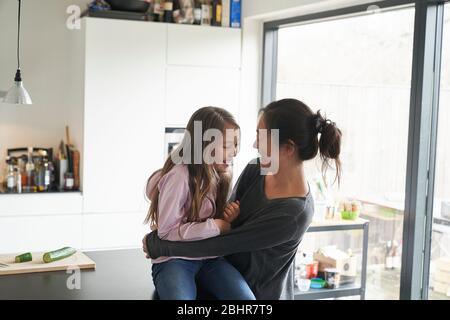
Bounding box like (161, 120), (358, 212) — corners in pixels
(274, 7), (415, 299)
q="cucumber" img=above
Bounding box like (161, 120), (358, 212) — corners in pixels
(43, 247), (76, 263)
(15, 252), (32, 263)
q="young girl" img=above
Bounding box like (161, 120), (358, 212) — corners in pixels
(144, 107), (256, 300)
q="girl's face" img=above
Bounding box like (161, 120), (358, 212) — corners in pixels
(213, 123), (240, 173)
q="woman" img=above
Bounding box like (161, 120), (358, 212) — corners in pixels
(143, 99), (342, 300)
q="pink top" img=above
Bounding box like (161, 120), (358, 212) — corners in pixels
(146, 164), (220, 264)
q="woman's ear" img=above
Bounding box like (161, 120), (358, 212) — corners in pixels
(284, 139), (297, 157)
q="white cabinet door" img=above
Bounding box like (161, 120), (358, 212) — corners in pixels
(82, 212), (149, 250)
(0, 193), (83, 217)
(82, 19), (167, 213)
(167, 24), (241, 68)
(0, 215), (82, 254)
(165, 66), (241, 127)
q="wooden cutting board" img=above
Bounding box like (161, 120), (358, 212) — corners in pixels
(0, 250), (96, 276)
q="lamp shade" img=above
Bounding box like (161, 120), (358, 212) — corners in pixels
(3, 76), (32, 105)
(2, 0), (33, 106)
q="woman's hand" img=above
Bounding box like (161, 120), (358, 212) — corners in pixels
(142, 234), (150, 259)
(214, 219), (231, 234)
(223, 201), (240, 224)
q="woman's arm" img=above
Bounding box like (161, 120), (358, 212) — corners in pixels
(146, 204), (312, 259)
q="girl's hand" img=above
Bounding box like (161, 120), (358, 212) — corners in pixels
(223, 201), (240, 223)
(214, 219), (231, 234)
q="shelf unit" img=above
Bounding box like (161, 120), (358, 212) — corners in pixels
(295, 218), (369, 300)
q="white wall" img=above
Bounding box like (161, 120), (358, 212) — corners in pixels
(0, 0), (90, 177)
(0, 0), (373, 179)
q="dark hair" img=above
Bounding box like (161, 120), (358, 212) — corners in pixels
(260, 98), (342, 185)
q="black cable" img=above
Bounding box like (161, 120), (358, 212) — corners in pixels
(17, 0), (21, 70)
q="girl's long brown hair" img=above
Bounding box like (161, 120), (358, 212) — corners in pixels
(144, 107), (240, 232)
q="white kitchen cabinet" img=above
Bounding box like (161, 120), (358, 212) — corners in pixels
(0, 192), (83, 217)
(0, 18), (244, 255)
(165, 66), (241, 127)
(0, 215), (82, 254)
(80, 18), (166, 214)
(167, 24), (242, 68)
(82, 212), (149, 250)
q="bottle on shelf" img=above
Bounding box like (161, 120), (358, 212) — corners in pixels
(221, 0), (230, 27)
(152, 0), (164, 22)
(201, 0), (211, 25)
(24, 147), (35, 193)
(194, 0), (202, 25)
(212, 0), (222, 26)
(173, 0), (181, 23)
(34, 156), (44, 192)
(43, 157), (51, 192)
(64, 172), (75, 191)
(6, 157), (16, 193)
(163, 0), (174, 23)
(15, 159), (22, 194)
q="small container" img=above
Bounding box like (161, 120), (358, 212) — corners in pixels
(341, 210), (359, 220)
(324, 268), (341, 289)
(298, 278), (311, 292)
(325, 206), (335, 220)
(305, 261), (319, 279)
(64, 172), (74, 191)
(310, 278), (326, 289)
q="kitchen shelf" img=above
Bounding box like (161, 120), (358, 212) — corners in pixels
(0, 190), (81, 196)
(295, 218), (369, 300)
(295, 283), (362, 300)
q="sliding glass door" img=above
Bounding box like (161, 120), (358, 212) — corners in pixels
(274, 6), (415, 299)
(264, 0), (450, 300)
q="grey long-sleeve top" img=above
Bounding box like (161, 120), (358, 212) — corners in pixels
(146, 159), (314, 300)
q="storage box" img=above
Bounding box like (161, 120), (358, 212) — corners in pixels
(314, 247), (357, 277)
(230, 0), (241, 28)
(441, 201), (450, 220)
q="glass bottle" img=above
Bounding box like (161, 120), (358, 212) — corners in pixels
(15, 167), (22, 194)
(6, 157), (16, 193)
(25, 147), (35, 193)
(163, 0), (174, 23)
(194, 0), (202, 25)
(44, 158), (51, 192)
(201, 0), (211, 25)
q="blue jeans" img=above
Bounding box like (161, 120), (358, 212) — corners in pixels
(152, 258), (256, 300)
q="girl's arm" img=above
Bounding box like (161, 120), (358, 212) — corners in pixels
(154, 166), (222, 241)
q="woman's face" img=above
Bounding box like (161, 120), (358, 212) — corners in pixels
(213, 123), (240, 173)
(254, 114), (295, 173)
(254, 115), (275, 169)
